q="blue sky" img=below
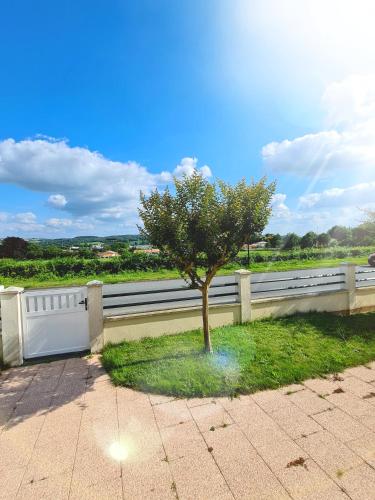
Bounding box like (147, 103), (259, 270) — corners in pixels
(1, 0), (375, 237)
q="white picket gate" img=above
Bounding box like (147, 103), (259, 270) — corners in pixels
(22, 287), (90, 359)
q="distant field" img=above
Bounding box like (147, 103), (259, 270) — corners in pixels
(0, 254), (369, 289)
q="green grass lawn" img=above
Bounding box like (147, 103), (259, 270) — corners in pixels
(102, 311), (375, 398)
(0, 255), (368, 289)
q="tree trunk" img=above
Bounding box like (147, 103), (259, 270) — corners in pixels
(201, 285), (213, 353)
(247, 243), (250, 267)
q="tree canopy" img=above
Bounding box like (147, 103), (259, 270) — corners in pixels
(139, 171), (275, 351)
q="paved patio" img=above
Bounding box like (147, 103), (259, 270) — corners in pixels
(1, 358), (375, 499)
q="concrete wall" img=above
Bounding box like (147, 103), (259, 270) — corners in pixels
(103, 286), (375, 344)
(104, 303), (241, 344)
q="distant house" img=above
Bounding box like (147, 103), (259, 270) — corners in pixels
(92, 244), (104, 251)
(134, 248), (160, 254)
(242, 241), (268, 250)
(97, 250), (120, 259)
(69, 246), (80, 251)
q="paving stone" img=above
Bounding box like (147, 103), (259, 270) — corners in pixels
(0, 465), (26, 499)
(190, 402), (233, 433)
(122, 456), (175, 499)
(327, 391), (374, 419)
(313, 407), (368, 442)
(216, 394), (254, 411)
(347, 430), (375, 467)
(271, 404), (322, 439)
(160, 419), (206, 461)
(336, 463), (375, 500)
(339, 376), (375, 398)
(279, 384), (305, 395)
(252, 389), (292, 414)
(70, 477), (123, 500)
(296, 430), (363, 477)
(275, 458), (336, 500)
(303, 377), (340, 396)
(230, 403), (291, 448)
(287, 388), (333, 415)
(149, 393), (177, 406)
(153, 399), (191, 429)
(169, 447), (234, 500)
(203, 424), (290, 499)
(22, 439), (76, 484)
(17, 470), (71, 499)
(255, 437), (310, 472)
(345, 366), (375, 383)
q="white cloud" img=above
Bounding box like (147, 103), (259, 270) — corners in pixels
(13, 212), (37, 224)
(271, 193), (291, 218)
(0, 138), (211, 234)
(47, 194), (67, 208)
(171, 157), (212, 179)
(299, 182), (375, 209)
(262, 75), (375, 178)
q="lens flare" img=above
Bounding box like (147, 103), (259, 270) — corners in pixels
(108, 441), (128, 462)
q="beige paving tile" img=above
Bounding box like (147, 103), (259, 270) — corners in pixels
(71, 445), (121, 488)
(275, 458), (336, 500)
(216, 394), (254, 411)
(70, 477), (123, 499)
(300, 485), (350, 499)
(327, 391), (374, 419)
(160, 419), (206, 461)
(279, 383), (305, 395)
(296, 430), (363, 477)
(203, 425), (289, 499)
(347, 430), (375, 467)
(17, 470), (71, 499)
(336, 463), (375, 500)
(231, 403), (291, 448)
(122, 457), (176, 499)
(169, 449), (233, 500)
(149, 393), (177, 406)
(288, 388), (333, 415)
(345, 366), (375, 383)
(153, 399), (191, 428)
(339, 376), (375, 398)
(303, 377), (340, 396)
(255, 437), (310, 472)
(313, 407), (368, 442)
(190, 402), (233, 433)
(252, 389), (292, 414)
(187, 396), (217, 408)
(22, 439), (76, 484)
(0, 465), (26, 499)
(271, 404), (322, 439)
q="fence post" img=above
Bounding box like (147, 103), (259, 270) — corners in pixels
(87, 281), (104, 353)
(235, 269), (252, 323)
(341, 262), (356, 314)
(0, 287), (24, 366)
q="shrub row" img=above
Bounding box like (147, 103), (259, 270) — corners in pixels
(0, 246), (372, 280)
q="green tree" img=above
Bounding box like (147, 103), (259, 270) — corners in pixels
(139, 172), (275, 352)
(328, 225), (352, 244)
(0, 236), (29, 259)
(317, 233), (330, 247)
(265, 233), (282, 248)
(300, 231), (318, 249)
(283, 233), (301, 250)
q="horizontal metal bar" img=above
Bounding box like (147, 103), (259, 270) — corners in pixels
(356, 270), (375, 275)
(103, 291), (238, 310)
(103, 281), (236, 299)
(252, 280), (346, 294)
(356, 277), (375, 282)
(252, 272), (345, 285)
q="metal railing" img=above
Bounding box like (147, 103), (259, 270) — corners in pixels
(103, 279), (238, 314)
(252, 271), (346, 295)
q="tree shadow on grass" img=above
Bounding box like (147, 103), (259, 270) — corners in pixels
(278, 311), (375, 343)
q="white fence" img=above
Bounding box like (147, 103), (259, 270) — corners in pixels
(1, 263), (375, 366)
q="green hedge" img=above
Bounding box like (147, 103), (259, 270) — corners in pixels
(0, 246), (372, 280)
